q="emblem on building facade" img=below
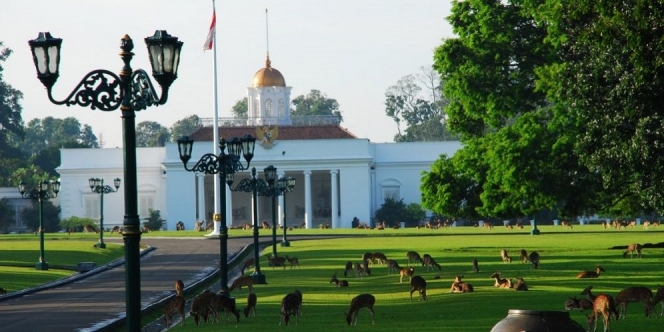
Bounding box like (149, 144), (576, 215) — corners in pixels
(256, 125), (279, 149)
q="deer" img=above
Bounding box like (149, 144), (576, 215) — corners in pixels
(266, 254), (287, 269)
(175, 221), (185, 230)
(577, 266), (605, 278)
(512, 277), (528, 291)
(189, 290), (217, 325)
(241, 257), (255, 275)
(399, 266), (415, 283)
(362, 252), (374, 263)
(279, 291), (303, 326)
(386, 259), (401, 275)
(422, 254), (442, 272)
(410, 275), (427, 302)
(261, 220), (271, 229)
(343, 261), (353, 277)
(500, 249), (512, 263)
(207, 292), (241, 323)
(83, 224), (98, 234)
(581, 286), (618, 321)
(110, 225), (121, 234)
(450, 275), (474, 293)
(565, 297), (593, 311)
(284, 255), (300, 269)
(0, 287), (7, 295)
(623, 243), (642, 258)
(590, 293), (617, 332)
(163, 295), (185, 328)
(372, 252), (388, 265)
(529, 251), (540, 269)
(490, 271), (512, 289)
(406, 251), (423, 266)
(615, 286), (654, 319)
(174, 279), (184, 297)
(344, 293), (376, 325)
(229, 275), (254, 293)
(519, 249), (529, 264)
(561, 220), (573, 229)
(354, 262), (369, 278)
(472, 259), (479, 273)
(330, 272), (349, 287)
(243, 292), (257, 318)
(653, 286), (664, 316)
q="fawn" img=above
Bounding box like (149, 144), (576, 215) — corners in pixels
(528, 251), (540, 269)
(490, 272), (512, 289)
(410, 275), (428, 302)
(512, 277), (528, 291)
(472, 259), (479, 273)
(406, 251), (423, 266)
(565, 296), (593, 311)
(500, 249), (512, 263)
(399, 266), (415, 283)
(244, 292), (257, 318)
(386, 259), (401, 275)
(344, 261), (353, 277)
(174, 279), (184, 297)
(623, 243), (642, 258)
(519, 249), (529, 264)
(450, 275), (474, 293)
(330, 272), (349, 287)
(422, 254), (442, 272)
(577, 266), (605, 278)
(163, 295), (185, 328)
(279, 291), (303, 326)
(345, 293), (376, 325)
(229, 275), (255, 293)
(615, 286), (653, 319)
(284, 255), (300, 269)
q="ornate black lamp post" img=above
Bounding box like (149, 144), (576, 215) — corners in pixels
(18, 179), (61, 270)
(279, 176), (296, 247)
(89, 178), (121, 249)
(28, 30), (182, 332)
(228, 166), (274, 284)
(176, 135), (255, 294)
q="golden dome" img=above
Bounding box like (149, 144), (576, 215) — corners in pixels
(252, 56), (286, 87)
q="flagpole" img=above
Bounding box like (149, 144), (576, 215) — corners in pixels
(210, 0), (221, 236)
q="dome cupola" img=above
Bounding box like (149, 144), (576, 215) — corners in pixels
(252, 56), (286, 87)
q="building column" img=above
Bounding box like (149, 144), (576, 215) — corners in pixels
(278, 171), (285, 227)
(330, 170), (339, 228)
(196, 173), (205, 229)
(304, 170), (312, 229)
(224, 184), (232, 227)
(370, 164), (376, 223)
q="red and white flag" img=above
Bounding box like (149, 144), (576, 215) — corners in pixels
(203, 7), (216, 51)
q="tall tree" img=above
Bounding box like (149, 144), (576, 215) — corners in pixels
(0, 42), (26, 186)
(0, 198), (16, 233)
(19, 116), (98, 156)
(231, 97), (248, 119)
(291, 89), (342, 121)
(170, 115), (202, 140)
(136, 121), (170, 147)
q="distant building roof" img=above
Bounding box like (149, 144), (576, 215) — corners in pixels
(188, 125), (358, 141)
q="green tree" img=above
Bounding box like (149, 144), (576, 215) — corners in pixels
(144, 208), (165, 231)
(60, 216), (97, 232)
(170, 115), (202, 141)
(0, 42), (26, 186)
(291, 89), (342, 121)
(0, 198), (16, 233)
(231, 97), (248, 119)
(136, 121), (170, 147)
(374, 198), (425, 227)
(21, 200), (61, 232)
(19, 117), (98, 156)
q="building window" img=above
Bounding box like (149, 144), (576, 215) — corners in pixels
(253, 97), (260, 117)
(382, 186), (400, 201)
(84, 195), (100, 220)
(278, 99), (285, 116)
(265, 99), (274, 117)
(139, 196), (155, 220)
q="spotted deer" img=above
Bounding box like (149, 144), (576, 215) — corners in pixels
(163, 295), (185, 328)
(361, 252), (374, 264)
(519, 249), (529, 264)
(83, 224), (98, 234)
(174, 279), (184, 297)
(189, 290), (217, 325)
(243, 292), (257, 318)
(261, 221), (271, 229)
(590, 293), (617, 332)
(422, 254), (442, 272)
(345, 293), (376, 325)
(372, 252), (388, 265)
(512, 277), (528, 291)
(529, 251), (540, 269)
(490, 271), (512, 289)
(354, 262), (369, 278)
(654, 286), (664, 316)
(330, 272), (349, 287)
(410, 275), (427, 302)
(399, 266), (415, 283)
(561, 220), (573, 229)
(279, 291), (302, 326)
(500, 249), (512, 263)
(386, 259), (401, 275)
(565, 297), (593, 311)
(581, 286), (618, 321)
(615, 286), (654, 319)
(450, 275), (474, 293)
(266, 254), (287, 269)
(406, 251), (423, 266)
(623, 243), (642, 258)
(343, 261), (353, 278)
(213, 292), (240, 323)
(577, 266), (605, 278)
(110, 225), (121, 234)
(284, 255), (300, 269)
(229, 275), (255, 293)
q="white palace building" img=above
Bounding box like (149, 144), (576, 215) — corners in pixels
(52, 57), (461, 232)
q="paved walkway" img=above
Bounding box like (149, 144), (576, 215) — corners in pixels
(0, 236), (259, 332)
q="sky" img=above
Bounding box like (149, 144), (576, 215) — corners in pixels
(2, 0), (454, 148)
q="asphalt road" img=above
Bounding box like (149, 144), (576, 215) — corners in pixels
(0, 236), (258, 332)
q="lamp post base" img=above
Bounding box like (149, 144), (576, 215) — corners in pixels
(530, 228), (541, 235)
(35, 262), (49, 270)
(250, 271), (267, 284)
(280, 240), (290, 247)
(95, 242), (107, 249)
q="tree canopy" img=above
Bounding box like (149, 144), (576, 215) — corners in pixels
(170, 114), (202, 141)
(136, 121), (170, 147)
(291, 89), (342, 121)
(231, 97), (248, 119)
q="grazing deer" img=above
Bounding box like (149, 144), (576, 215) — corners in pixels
(561, 220), (573, 229)
(577, 266), (605, 278)
(450, 275), (473, 293)
(354, 262), (369, 278)
(241, 257), (256, 275)
(386, 259), (401, 275)
(83, 224), (98, 234)
(372, 252), (388, 265)
(422, 254), (442, 272)
(330, 272), (349, 287)
(590, 293), (617, 332)
(529, 251), (540, 269)
(623, 243), (642, 258)
(189, 290), (217, 325)
(406, 251), (423, 266)
(244, 292), (257, 318)
(217, 293), (241, 323)
(344, 261), (353, 278)
(615, 286), (653, 319)
(565, 297), (593, 311)
(472, 259), (479, 273)
(399, 266), (415, 283)
(284, 255), (300, 269)
(375, 221), (385, 230)
(345, 293), (376, 325)
(110, 225), (121, 234)
(174, 279), (184, 297)
(279, 291), (302, 326)
(483, 221), (494, 229)
(266, 254), (287, 269)
(519, 249), (529, 264)
(500, 249), (512, 263)
(261, 220), (271, 229)
(163, 295), (185, 328)
(490, 272), (512, 289)
(410, 275), (428, 302)
(643, 221), (651, 229)
(229, 275), (255, 293)
(175, 221), (185, 231)
(362, 252), (374, 263)
(653, 286), (664, 316)
(512, 277), (528, 291)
